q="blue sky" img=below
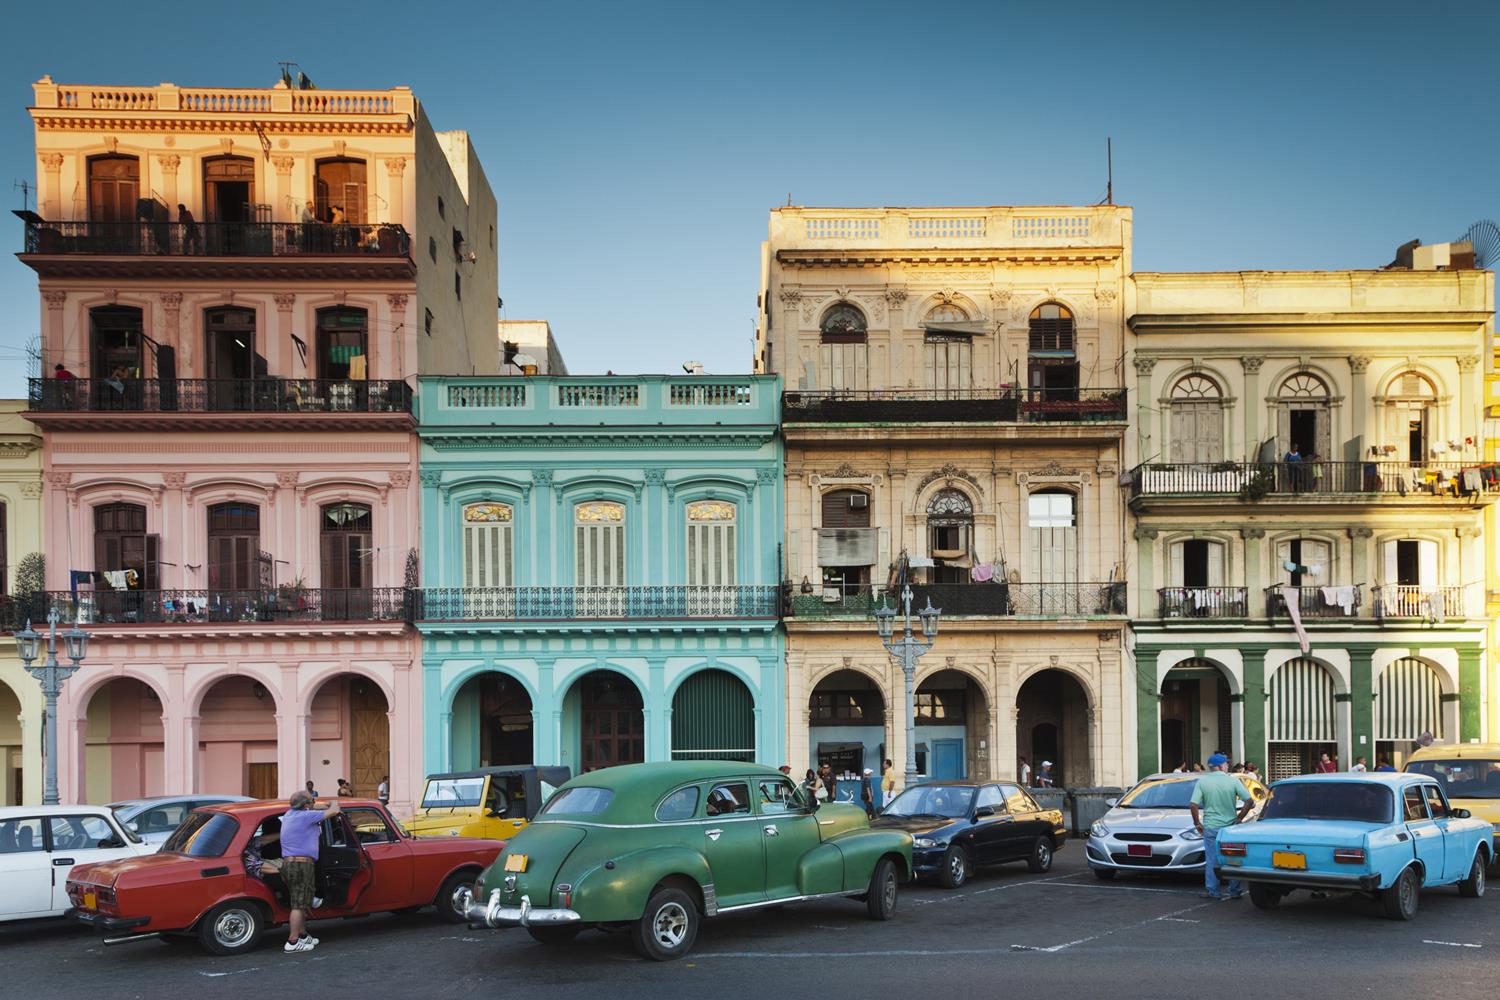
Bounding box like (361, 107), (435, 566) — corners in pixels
(1, 1), (1495, 393)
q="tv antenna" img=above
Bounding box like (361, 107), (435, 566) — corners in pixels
(1456, 220), (1500, 269)
(1096, 138), (1113, 206)
(14, 179), (33, 213)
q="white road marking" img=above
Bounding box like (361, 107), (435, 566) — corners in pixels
(1423, 940), (1482, 949)
(1157, 917), (1200, 923)
(1010, 900), (1216, 954)
(200, 968), (260, 977)
(696, 947), (1034, 959)
(1043, 882), (1195, 894)
(908, 871), (1089, 906)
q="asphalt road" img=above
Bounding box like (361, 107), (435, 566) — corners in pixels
(3, 851), (1497, 999)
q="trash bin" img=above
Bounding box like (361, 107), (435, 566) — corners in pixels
(1067, 787), (1126, 837)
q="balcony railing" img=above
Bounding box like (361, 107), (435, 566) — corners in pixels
(786, 582), (1126, 618)
(1373, 585), (1468, 620)
(21, 219), (412, 259)
(414, 586), (781, 622)
(1264, 585), (1363, 619)
(18, 588), (410, 626)
(782, 388), (1127, 424)
(1131, 461), (1496, 500)
(28, 378), (413, 415)
(1158, 587), (1250, 619)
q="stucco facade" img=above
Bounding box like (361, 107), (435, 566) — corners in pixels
(415, 375), (784, 775)
(757, 207), (1132, 788)
(0, 402), (44, 804)
(1128, 267), (1494, 780)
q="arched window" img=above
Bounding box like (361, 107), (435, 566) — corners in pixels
(463, 502), (513, 588)
(1169, 373), (1224, 464)
(923, 303), (971, 393)
(207, 501), (262, 591)
(927, 488), (974, 583)
(93, 501), (157, 591)
(1277, 372), (1331, 461)
(1383, 372), (1436, 463)
(1028, 489), (1076, 587)
(314, 157), (368, 225)
(87, 155), (139, 224)
(202, 156), (256, 223)
(819, 303), (867, 391)
(321, 502), (372, 590)
(1028, 303), (1076, 398)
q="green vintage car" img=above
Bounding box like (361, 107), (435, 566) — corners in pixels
(464, 760), (914, 960)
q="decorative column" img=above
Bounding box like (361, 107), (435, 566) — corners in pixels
(384, 156), (407, 225)
(159, 292), (185, 375)
(885, 288), (907, 387)
(383, 293), (409, 379)
(1242, 527), (1266, 607)
(1348, 646), (1374, 767)
(41, 291), (67, 369)
(273, 292), (298, 377)
(39, 152), (63, 219)
(1347, 527), (1372, 603)
(778, 288), (805, 388)
(1458, 646), (1482, 742)
(1457, 355), (1480, 447)
(272, 155), (296, 222)
(643, 469), (666, 582)
(161, 472), (187, 588)
(1242, 652), (1267, 772)
(1132, 356), (1156, 461)
(1347, 355), (1371, 459)
(1134, 526), (1157, 619)
(155, 154), (181, 215)
(1240, 356), (1264, 458)
(532, 470), (555, 584)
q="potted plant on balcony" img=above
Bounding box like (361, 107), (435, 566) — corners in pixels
(269, 576), (310, 620)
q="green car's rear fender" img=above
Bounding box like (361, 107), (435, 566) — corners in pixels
(821, 828), (914, 885)
(568, 845), (712, 923)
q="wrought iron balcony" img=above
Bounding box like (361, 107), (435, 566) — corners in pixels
(414, 586), (781, 622)
(1373, 585), (1468, 620)
(1131, 461), (1496, 502)
(20, 218), (411, 259)
(786, 582), (1127, 618)
(782, 387), (1126, 424)
(1264, 585), (1363, 619)
(28, 378), (413, 415)
(1157, 587), (1250, 619)
(18, 588), (410, 626)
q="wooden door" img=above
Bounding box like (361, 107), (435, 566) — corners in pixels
(247, 762), (278, 800)
(350, 685), (389, 798)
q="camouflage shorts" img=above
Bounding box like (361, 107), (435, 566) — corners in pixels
(283, 859), (316, 910)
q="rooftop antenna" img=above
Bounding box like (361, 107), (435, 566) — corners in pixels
(13, 179), (33, 213)
(1097, 138), (1113, 206)
(278, 61), (298, 87)
(786, 192), (793, 207)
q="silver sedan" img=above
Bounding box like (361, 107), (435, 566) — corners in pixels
(109, 795), (253, 846)
(1085, 773), (1267, 879)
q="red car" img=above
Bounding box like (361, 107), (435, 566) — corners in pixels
(65, 799), (504, 955)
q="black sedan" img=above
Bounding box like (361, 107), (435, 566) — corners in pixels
(872, 780), (1066, 888)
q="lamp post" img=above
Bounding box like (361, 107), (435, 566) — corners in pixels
(874, 584), (941, 791)
(14, 608), (89, 805)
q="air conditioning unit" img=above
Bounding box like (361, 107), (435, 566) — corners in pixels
(849, 493), (868, 509)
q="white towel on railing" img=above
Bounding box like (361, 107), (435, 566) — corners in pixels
(1281, 585), (1310, 652)
(1321, 585), (1356, 615)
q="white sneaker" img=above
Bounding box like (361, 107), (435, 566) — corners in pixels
(300, 934), (319, 947)
(283, 938), (315, 954)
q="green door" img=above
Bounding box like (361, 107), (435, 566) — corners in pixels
(756, 776), (829, 898)
(671, 670), (755, 762)
(700, 781), (765, 908)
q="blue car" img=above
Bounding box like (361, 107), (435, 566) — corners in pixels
(1215, 772), (1492, 920)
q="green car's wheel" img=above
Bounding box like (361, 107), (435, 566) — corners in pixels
(632, 887), (699, 961)
(866, 857), (899, 920)
(528, 925), (582, 945)
(1381, 867), (1420, 921)
(1458, 854), (1487, 898)
(1027, 837), (1054, 873)
(939, 845), (968, 889)
(1247, 883), (1282, 910)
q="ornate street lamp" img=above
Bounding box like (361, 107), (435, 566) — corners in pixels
(14, 608), (88, 805)
(875, 584), (941, 791)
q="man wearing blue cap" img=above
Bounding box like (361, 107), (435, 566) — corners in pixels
(1189, 752), (1256, 899)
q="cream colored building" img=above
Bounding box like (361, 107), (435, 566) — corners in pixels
(0, 401), (44, 805)
(1128, 262), (1494, 781)
(498, 319), (567, 375)
(757, 206), (1132, 788)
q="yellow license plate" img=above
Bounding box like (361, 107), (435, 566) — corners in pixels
(504, 854), (528, 873)
(83, 891), (96, 910)
(1272, 850), (1306, 870)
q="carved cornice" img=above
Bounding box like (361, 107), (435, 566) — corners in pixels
(389, 469), (411, 488)
(385, 156), (407, 176)
(1133, 527), (1159, 541)
(1457, 355), (1480, 372)
(1239, 355), (1265, 374)
(39, 152), (64, 170)
(33, 115), (414, 137)
(41, 290), (67, 310)
(271, 155), (296, 174)
(418, 470), (443, 488)
(1131, 356), (1157, 375)
(159, 291), (183, 310)
(272, 292), (297, 310)
(1240, 527), (1266, 540)
(386, 293), (409, 312)
(914, 462), (981, 495)
(156, 153), (181, 172)
(1347, 355), (1371, 374)
(778, 288), (802, 304)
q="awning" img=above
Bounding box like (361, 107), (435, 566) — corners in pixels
(921, 322), (990, 336)
(1378, 658), (1444, 741)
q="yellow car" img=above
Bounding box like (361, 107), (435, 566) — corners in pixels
(404, 766), (571, 840)
(1406, 744), (1500, 863)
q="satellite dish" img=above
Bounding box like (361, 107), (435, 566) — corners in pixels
(1456, 220), (1500, 269)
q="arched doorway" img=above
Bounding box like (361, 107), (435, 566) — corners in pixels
(1159, 659), (1233, 771)
(307, 674), (389, 800)
(564, 670), (643, 772)
(1267, 657), (1337, 780)
(1376, 657), (1445, 769)
(83, 678), (164, 802)
(0, 680), (23, 805)
(914, 669), (989, 781)
(450, 672), (534, 769)
(671, 669), (755, 762)
(197, 677), (278, 798)
(1016, 669), (1092, 788)
(808, 669), (885, 780)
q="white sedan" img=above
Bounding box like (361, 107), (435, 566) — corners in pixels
(109, 795), (252, 845)
(0, 804), (154, 921)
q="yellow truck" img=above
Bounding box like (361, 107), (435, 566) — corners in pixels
(404, 766), (571, 840)
(1407, 744), (1500, 865)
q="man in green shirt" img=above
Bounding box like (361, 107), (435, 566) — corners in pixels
(1189, 753), (1255, 899)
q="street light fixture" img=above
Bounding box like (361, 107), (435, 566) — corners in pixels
(14, 608), (88, 805)
(874, 584), (941, 792)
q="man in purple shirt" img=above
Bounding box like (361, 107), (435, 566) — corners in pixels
(280, 791), (340, 954)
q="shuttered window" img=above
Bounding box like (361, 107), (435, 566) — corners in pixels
(671, 669), (755, 762)
(924, 335), (972, 393)
(821, 489), (871, 528)
(575, 502), (626, 587)
(1028, 304), (1075, 352)
(820, 303), (868, 391)
(1377, 658), (1444, 741)
(1028, 491), (1077, 585)
(1170, 539), (1224, 588)
(207, 502), (261, 591)
(463, 503), (514, 588)
(1267, 657), (1336, 742)
(686, 501), (736, 587)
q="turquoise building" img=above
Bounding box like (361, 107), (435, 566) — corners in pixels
(415, 375), (784, 775)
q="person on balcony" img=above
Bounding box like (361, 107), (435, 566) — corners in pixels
(177, 204), (200, 253)
(1284, 442), (1305, 492)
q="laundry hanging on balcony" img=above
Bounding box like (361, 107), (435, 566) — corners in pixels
(1279, 585), (1310, 653)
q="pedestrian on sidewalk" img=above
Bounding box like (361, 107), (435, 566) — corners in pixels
(337, 778), (354, 797)
(1035, 760), (1055, 788)
(1350, 757), (1368, 773)
(377, 775), (390, 806)
(1018, 756), (1032, 787)
(1190, 752), (1256, 901)
(280, 791), (340, 953)
(859, 769), (876, 818)
(1315, 753), (1337, 773)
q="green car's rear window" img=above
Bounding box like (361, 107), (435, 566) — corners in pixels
(539, 787), (614, 816)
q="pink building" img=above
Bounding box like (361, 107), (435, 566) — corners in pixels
(19, 76), (499, 813)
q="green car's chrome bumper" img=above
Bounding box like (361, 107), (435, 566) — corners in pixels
(466, 889), (582, 929)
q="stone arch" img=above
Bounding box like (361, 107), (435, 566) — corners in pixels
(298, 661), (396, 709)
(1014, 665), (1094, 787)
(1014, 660), (1098, 713)
(805, 659), (890, 699)
(552, 659), (649, 706)
(71, 665), (170, 711)
(185, 665), (285, 716)
(670, 666), (757, 762)
(914, 660), (995, 711)
(442, 661), (540, 714)
(664, 658), (762, 706)
(78, 674), (166, 802)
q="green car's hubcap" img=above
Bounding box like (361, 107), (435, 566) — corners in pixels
(215, 908), (255, 947)
(653, 902), (689, 948)
(882, 872), (897, 910)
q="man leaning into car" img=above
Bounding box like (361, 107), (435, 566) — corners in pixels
(280, 792), (340, 954)
(1189, 753), (1255, 900)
